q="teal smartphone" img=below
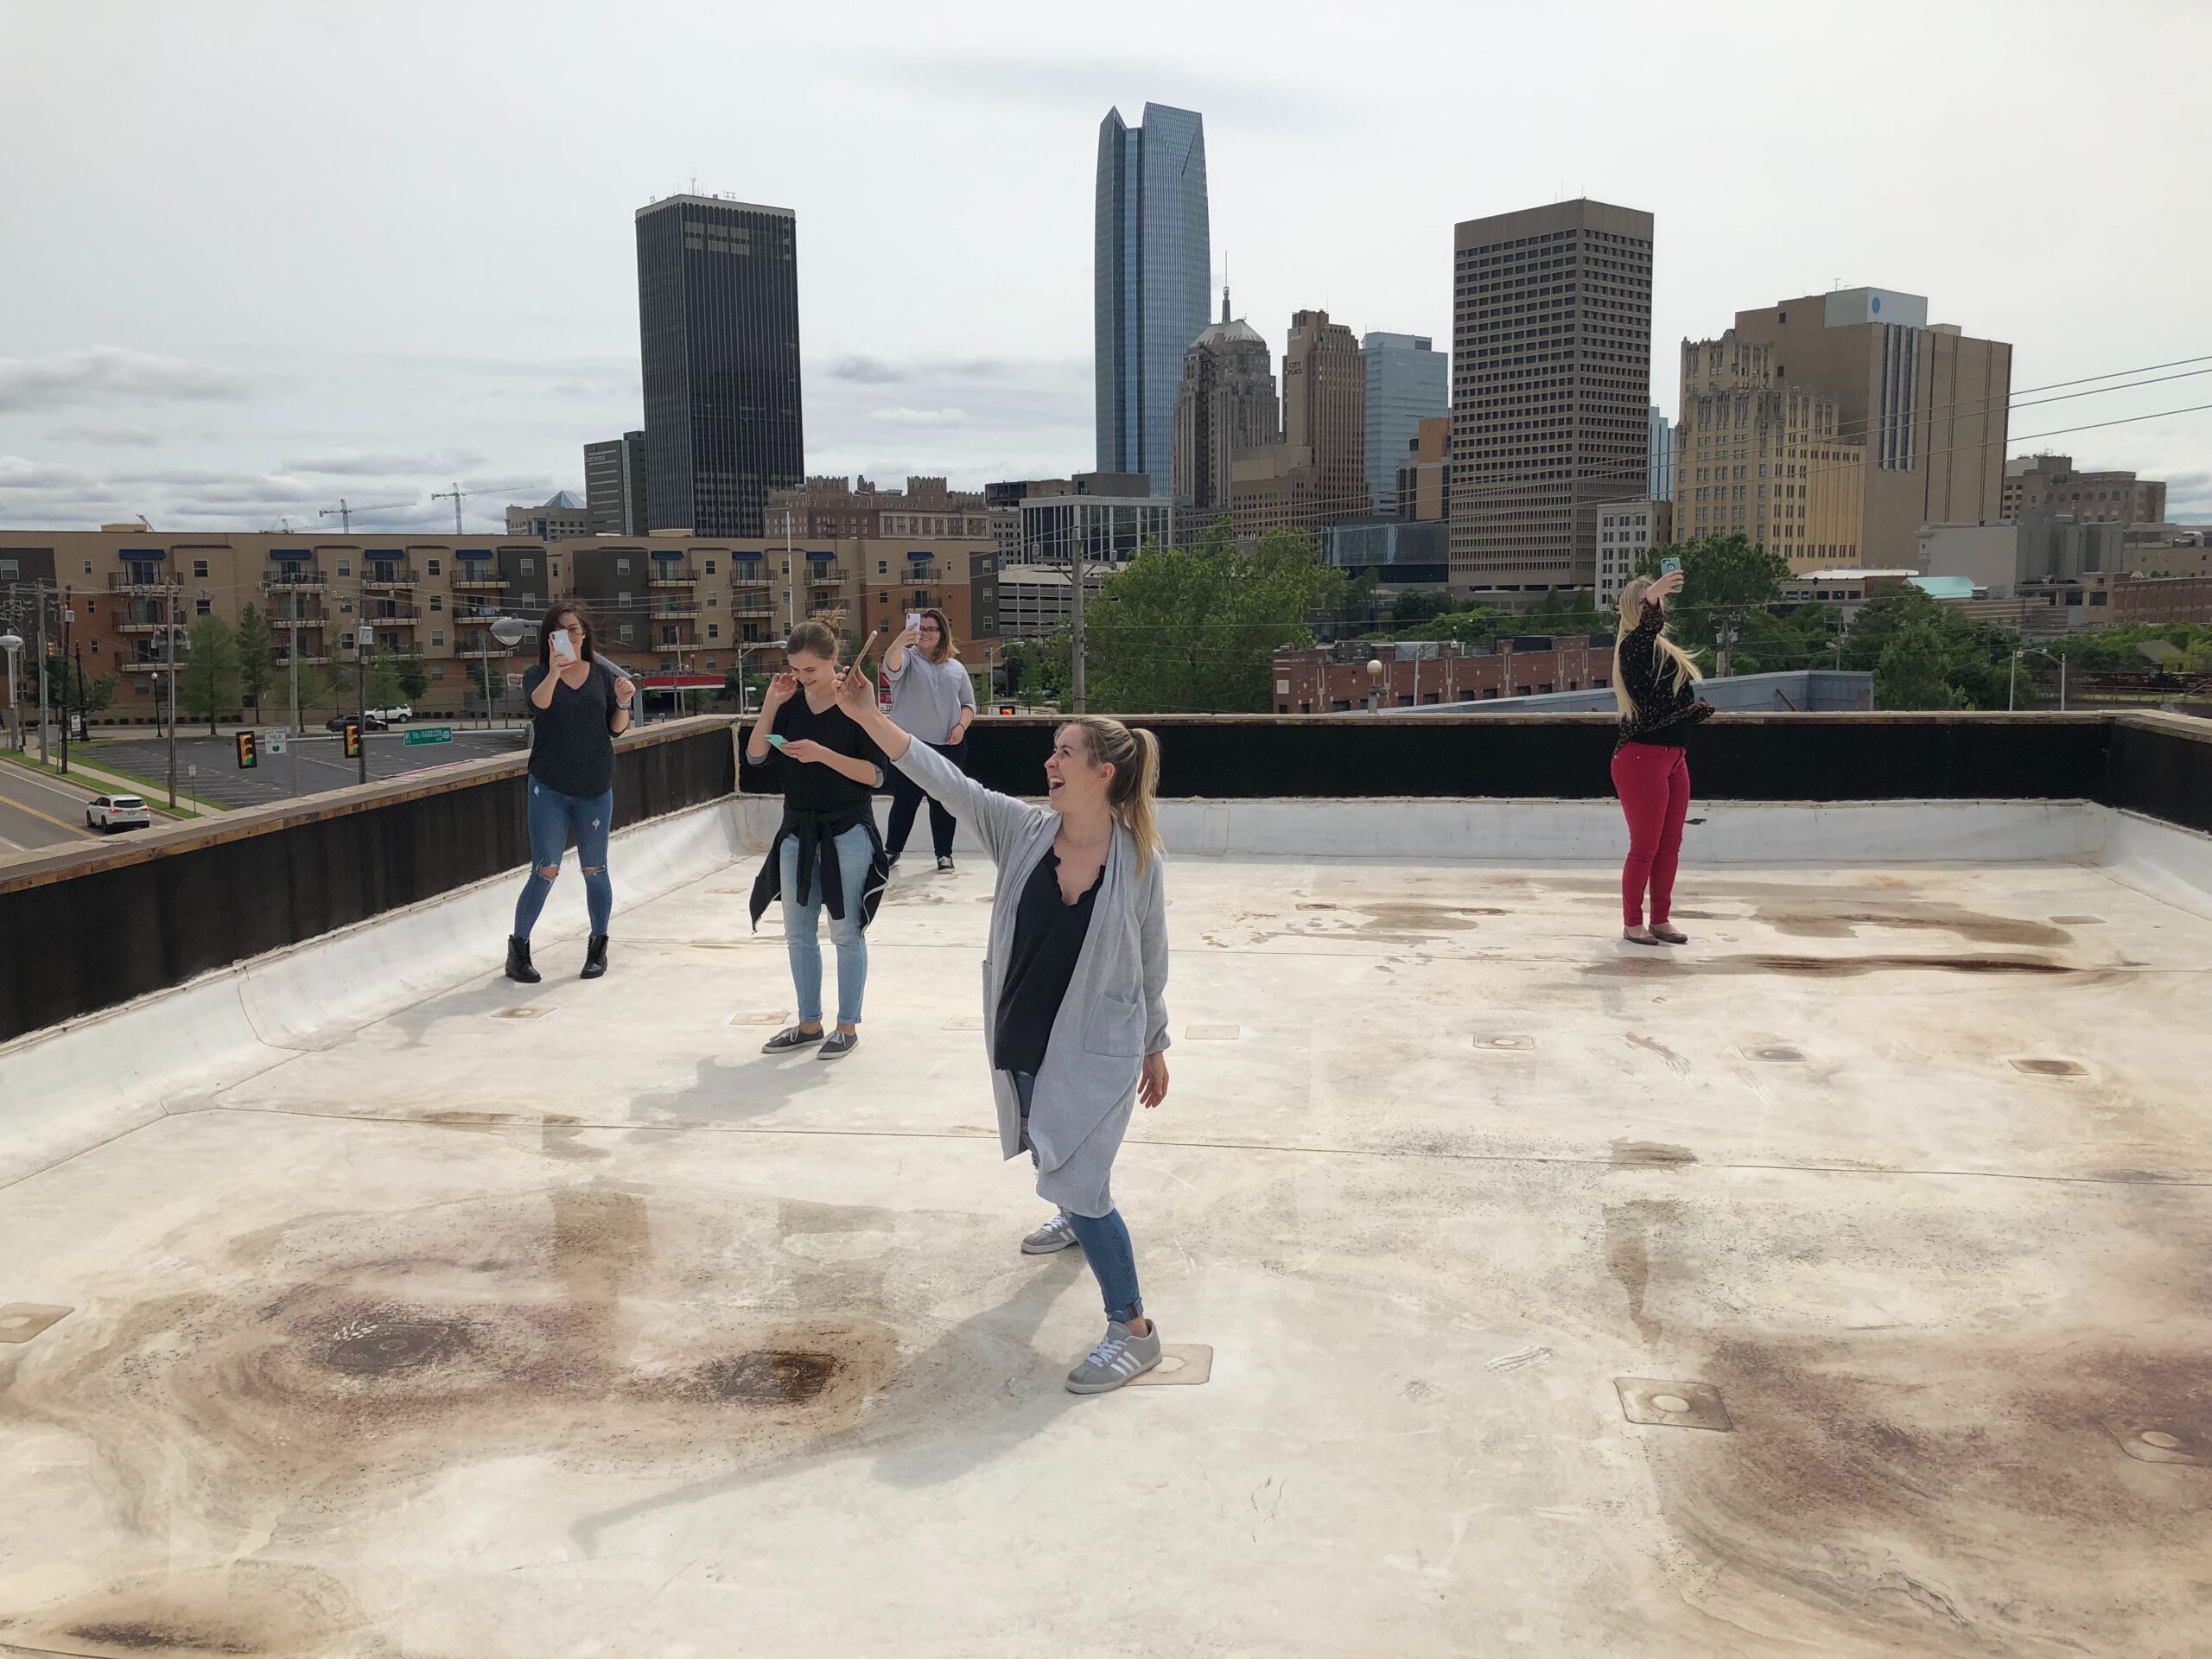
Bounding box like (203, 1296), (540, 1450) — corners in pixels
(766, 733), (786, 749)
(1660, 556), (1681, 576)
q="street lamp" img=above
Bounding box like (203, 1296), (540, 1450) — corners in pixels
(2010, 646), (2069, 713)
(0, 632), (22, 752)
(1366, 656), (1385, 714)
(487, 615), (529, 729)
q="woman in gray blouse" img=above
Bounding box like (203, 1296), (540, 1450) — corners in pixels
(880, 607), (976, 872)
(834, 666), (1173, 1394)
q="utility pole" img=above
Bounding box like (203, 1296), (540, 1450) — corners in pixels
(35, 586), (49, 766)
(357, 625), (370, 785)
(164, 584), (179, 810)
(287, 585), (301, 798)
(58, 584), (71, 775)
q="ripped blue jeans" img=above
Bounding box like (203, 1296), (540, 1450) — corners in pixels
(514, 780), (614, 939)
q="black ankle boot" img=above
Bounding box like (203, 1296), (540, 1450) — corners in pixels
(505, 935), (540, 983)
(581, 935), (609, 979)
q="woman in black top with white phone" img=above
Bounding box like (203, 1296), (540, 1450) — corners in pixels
(743, 615), (889, 1060)
(505, 604), (633, 983)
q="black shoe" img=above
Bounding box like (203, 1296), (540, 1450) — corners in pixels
(937, 855), (955, 872)
(762, 1024), (826, 1054)
(582, 935), (609, 978)
(505, 936), (541, 983)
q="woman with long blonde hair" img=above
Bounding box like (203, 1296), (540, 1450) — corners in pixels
(1610, 568), (1713, 945)
(835, 668), (1174, 1395)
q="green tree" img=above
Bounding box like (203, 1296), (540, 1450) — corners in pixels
(234, 604), (276, 715)
(365, 644), (405, 713)
(1389, 589), (1458, 627)
(181, 614), (242, 732)
(1405, 606), (1514, 648)
(1001, 636), (1071, 709)
(1873, 618), (1966, 710)
(293, 664), (331, 717)
(1081, 524), (1348, 713)
(1524, 588), (1611, 634)
(395, 655), (430, 702)
(1633, 532), (1789, 673)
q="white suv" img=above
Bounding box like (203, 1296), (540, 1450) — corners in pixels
(85, 795), (153, 832)
(365, 703), (414, 722)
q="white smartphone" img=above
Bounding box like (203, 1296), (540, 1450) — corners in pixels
(906, 612), (922, 632)
(548, 631), (576, 663)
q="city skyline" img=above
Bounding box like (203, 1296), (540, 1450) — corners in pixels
(2, 0), (2208, 535)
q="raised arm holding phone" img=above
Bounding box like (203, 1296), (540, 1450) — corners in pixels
(505, 605), (636, 985)
(832, 661), (1176, 1395)
(879, 606), (977, 872)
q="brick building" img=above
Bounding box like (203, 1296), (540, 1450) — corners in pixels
(1273, 637), (1613, 713)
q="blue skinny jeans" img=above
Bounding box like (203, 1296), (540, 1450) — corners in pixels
(513, 780), (614, 940)
(780, 823), (872, 1027)
(1014, 1071), (1143, 1325)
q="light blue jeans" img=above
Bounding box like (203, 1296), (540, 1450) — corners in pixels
(1014, 1071), (1143, 1325)
(514, 782), (614, 939)
(780, 824), (872, 1027)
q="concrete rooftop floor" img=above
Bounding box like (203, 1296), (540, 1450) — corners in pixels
(3, 847), (2209, 1657)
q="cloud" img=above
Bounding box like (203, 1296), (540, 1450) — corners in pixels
(868, 407), (967, 428)
(0, 347), (257, 411)
(0, 454), (94, 491)
(830, 354), (906, 385)
(44, 423), (161, 448)
(282, 448), (487, 476)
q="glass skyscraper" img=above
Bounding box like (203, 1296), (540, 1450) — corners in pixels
(1360, 333), (1449, 518)
(1095, 104), (1210, 500)
(635, 195), (804, 539)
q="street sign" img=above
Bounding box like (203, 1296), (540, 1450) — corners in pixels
(265, 733), (288, 756)
(505, 672), (524, 689)
(404, 726), (454, 747)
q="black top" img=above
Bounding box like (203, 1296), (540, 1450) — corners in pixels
(522, 659), (620, 798)
(993, 847), (1102, 1077)
(1614, 603), (1713, 752)
(766, 694), (886, 811)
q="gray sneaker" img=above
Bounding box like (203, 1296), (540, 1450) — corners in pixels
(817, 1029), (860, 1060)
(1065, 1320), (1162, 1394)
(1021, 1212), (1078, 1255)
(761, 1025), (824, 1053)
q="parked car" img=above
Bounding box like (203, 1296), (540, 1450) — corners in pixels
(365, 704), (414, 722)
(85, 795), (152, 833)
(325, 713), (391, 734)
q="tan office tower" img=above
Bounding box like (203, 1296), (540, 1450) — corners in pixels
(1283, 308), (1369, 522)
(1676, 332), (1866, 571)
(1451, 199), (1652, 594)
(1173, 288), (1281, 518)
(1730, 289), (2010, 565)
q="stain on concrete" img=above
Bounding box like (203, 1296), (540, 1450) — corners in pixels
(0, 1562), (365, 1658)
(1625, 1033), (1693, 1075)
(1758, 902), (2071, 946)
(1610, 1140), (1699, 1168)
(1648, 1332), (2212, 1655)
(1602, 1200), (1681, 1346)
(1586, 953), (2075, 979)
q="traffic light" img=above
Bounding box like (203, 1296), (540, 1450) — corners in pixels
(234, 730), (258, 769)
(342, 721), (362, 760)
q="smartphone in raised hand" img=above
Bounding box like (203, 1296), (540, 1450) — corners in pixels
(548, 630), (577, 663)
(1660, 556), (1682, 577)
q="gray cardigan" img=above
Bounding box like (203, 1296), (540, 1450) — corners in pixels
(893, 740), (1169, 1219)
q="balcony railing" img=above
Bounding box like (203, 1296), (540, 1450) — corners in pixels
(732, 598), (775, 618)
(106, 572), (180, 594)
(456, 644), (515, 660)
(364, 611), (424, 626)
(263, 570), (331, 590)
(807, 566), (849, 585)
(650, 604), (701, 620)
(361, 569), (418, 591)
(649, 564), (701, 587)
(452, 571), (508, 591)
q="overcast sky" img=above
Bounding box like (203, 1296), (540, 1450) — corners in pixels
(3, 0), (2208, 535)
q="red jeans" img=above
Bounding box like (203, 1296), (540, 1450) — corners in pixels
(1611, 741), (1690, 927)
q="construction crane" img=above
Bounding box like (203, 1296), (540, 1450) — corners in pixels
(431, 480), (539, 536)
(319, 498), (413, 533)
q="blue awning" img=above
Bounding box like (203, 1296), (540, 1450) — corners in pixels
(732, 548), (764, 559)
(367, 548), (404, 556)
(805, 550), (834, 562)
(651, 547), (686, 561)
(270, 548), (311, 561)
(118, 547), (165, 562)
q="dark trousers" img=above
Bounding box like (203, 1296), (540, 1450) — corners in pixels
(885, 738), (966, 859)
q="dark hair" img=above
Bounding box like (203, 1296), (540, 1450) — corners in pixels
(537, 604), (596, 668)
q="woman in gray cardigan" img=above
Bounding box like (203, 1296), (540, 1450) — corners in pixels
(834, 667), (1173, 1393)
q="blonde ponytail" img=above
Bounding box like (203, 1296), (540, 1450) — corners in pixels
(1612, 577), (1703, 720)
(1068, 717), (1164, 873)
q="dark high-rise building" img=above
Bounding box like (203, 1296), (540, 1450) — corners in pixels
(584, 430), (648, 536)
(1095, 103), (1210, 499)
(1451, 198), (1653, 592)
(635, 195), (804, 538)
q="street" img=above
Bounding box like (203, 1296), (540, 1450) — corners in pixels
(86, 728), (531, 810)
(0, 759), (101, 853)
